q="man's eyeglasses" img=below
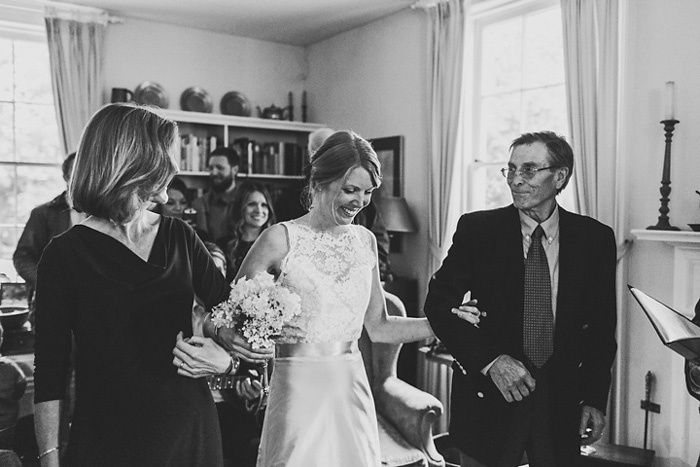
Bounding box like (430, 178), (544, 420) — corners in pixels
(500, 166), (559, 180)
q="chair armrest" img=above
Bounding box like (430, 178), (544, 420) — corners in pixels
(374, 376), (444, 467)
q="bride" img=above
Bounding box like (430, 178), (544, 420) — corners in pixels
(179, 130), (481, 466)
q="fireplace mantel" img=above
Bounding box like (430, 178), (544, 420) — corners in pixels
(632, 229), (700, 318)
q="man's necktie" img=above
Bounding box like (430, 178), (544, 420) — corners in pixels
(523, 225), (553, 368)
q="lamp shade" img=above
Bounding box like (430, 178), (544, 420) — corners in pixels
(374, 196), (417, 233)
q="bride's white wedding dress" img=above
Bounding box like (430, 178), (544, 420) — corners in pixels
(256, 220), (381, 467)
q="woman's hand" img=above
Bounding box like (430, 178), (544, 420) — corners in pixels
(172, 332), (232, 377)
(451, 291), (485, 326)
(215, 326), (274, 364)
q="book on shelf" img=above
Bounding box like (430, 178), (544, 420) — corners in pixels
(281, 142), (303, 176)
(628, 285), (700, 362)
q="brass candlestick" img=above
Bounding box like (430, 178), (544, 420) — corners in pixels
(648, 119), (680, 230)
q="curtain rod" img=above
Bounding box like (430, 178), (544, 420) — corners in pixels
(411, 0), (449, 10)
(1, 0), (122, 23)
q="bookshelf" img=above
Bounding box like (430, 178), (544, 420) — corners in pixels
(160, 109), (326, 178)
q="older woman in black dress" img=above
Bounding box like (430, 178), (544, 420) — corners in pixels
(33, 103), (271, 467)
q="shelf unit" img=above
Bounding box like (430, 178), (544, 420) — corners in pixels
(161, 109), (326, 178)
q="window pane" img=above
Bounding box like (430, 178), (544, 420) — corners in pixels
(468, 164), (512, 211)
(16, 165), (65, 225)
(0, 225), (20, 268)
(479, 93), (520, 162)
(521, 85), (568, 135)
(0, 38), (12, 101)
(15, 103), (61, 164)
(0, 166), (17, 225)
(481, 17), (523, 95)
(523, 8), (565, 89)
(0, 103), (14, 160)
(14, 40), (53, 104)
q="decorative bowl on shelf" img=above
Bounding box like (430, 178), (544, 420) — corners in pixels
(180, 86), (213, 113)
(134, 81), (169, 108)
(688, 224), (700, 232)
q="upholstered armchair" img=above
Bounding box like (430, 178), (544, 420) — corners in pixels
(359, 293), (445, 467)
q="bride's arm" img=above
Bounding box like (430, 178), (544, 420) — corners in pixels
(363, 233), (481, 344)
(234, 224), (288, 282)
(201, 225), (288, 362)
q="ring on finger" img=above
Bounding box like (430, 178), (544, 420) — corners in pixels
(180, 361), (185, 370)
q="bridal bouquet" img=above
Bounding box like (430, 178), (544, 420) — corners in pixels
(211, 272), (302, 349)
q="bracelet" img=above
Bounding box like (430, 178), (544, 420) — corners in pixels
(223, 353), (240, 376)
(38, 446), (59, 459)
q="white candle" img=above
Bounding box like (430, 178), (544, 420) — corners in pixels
(664, 81), (675, 120)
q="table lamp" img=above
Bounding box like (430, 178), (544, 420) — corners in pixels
(374, 196), (417, 252)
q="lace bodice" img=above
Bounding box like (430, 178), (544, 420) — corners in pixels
(276, 220), (376, 344)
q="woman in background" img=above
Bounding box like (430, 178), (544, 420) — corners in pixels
(159, 177), (191, 220)
(32, 103), (266, 467)
(220, 181), (276, 282)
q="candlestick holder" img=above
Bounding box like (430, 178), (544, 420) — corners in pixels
(647, 119), (680, 231)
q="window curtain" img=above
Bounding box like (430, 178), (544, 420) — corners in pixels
(425, 0), (469, 279)
(560, 0), (627, 443)
(44, 6), (108, 154)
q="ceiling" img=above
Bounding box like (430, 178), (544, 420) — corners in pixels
(53, 0), (418, 46)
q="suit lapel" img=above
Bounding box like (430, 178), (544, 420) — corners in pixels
(499, 206), (526, 335)
(554, 207), (579, 350)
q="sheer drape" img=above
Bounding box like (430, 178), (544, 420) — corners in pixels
(561, 0), (626, 443)
(426, 0), (469, 278)
(45, 7), (108, 154)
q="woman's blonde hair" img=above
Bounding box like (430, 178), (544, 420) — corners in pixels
(70, 103), (179, 223)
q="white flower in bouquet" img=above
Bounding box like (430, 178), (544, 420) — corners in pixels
(211, 272), (301, 349)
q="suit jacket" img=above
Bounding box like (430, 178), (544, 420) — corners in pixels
(424, 205), (617, 466)
(13, 192), (72, 289)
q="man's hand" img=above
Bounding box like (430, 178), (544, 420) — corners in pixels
(487, 355), (536, 402)
(579, 405), (605, 445)
(236, 377), (264, 402)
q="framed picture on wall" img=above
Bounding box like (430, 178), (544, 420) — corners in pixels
(369, 135), (403, 198)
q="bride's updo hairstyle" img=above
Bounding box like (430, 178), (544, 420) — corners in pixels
(303, 130), (382, 210)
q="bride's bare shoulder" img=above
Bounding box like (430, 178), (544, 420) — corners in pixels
(254, 224), (289, 254)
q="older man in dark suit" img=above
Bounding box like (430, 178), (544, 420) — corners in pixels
(424, 131), (617, 467)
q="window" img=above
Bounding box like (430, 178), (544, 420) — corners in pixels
(0, 27), (63, 278)
(465, 0), (574, 212)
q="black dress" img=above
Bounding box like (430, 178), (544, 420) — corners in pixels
(34, 217), (229, 467)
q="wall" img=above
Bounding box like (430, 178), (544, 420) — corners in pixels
(103, 18), (307, 119)
(619, 1), (700, 466)
(306, 8), (432, 300)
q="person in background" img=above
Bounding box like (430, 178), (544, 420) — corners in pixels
(33, 103), (268, 467)
(153, 176), (210, 241)
(0, 322), (27, 451)
(13, 153), (84, 313)
(192, 147), (240, 243)
(685, 301), (700, 467)
(219, 181), (277, 283)
(158, 177), (191, 220)
(424, 131), (617, 467)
